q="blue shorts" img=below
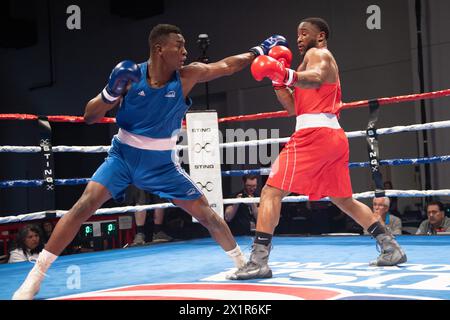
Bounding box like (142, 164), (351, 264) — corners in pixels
(91, 137), (203, 202)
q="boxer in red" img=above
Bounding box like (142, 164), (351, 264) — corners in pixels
(228, 17), (407, 280)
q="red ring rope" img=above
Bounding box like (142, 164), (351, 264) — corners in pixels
(1, 88), (449, 124)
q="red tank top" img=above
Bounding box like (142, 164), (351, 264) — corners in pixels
(294, 78), (342, 116)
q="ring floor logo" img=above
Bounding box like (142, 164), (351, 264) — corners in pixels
(53, 261), (449, 300)
(202, 261), (450, 300)
(53, 283), (349, 300)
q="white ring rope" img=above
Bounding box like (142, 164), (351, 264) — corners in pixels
(0, 146), (111, 153)
(1, 120), (449, 153)
(1, 189), (449, 224)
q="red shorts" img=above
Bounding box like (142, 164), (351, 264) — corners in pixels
(266, 127), (353, 200)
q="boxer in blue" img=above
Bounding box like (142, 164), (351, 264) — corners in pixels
(13, 24), (288, 299)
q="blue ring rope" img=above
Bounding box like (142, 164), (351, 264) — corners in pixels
(1, 155), (449, 187)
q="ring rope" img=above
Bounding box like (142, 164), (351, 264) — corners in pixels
(0, 178), (91, 188)
(0, 146), (110, 153)
(221, 155), (450, 176)
(218, 120), (450, 149)
(1, 120), (449, 153)
(217, 88), (450, 123)
(2, 154), (449, 188)
(1, 189), (449, 224)
(1, 88), (449, 223)
(0, 114), (115, 123)
(1, 88), (450, 125)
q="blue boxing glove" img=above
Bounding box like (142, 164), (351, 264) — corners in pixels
(101, 60), (141, 104)
(249, 35), (289, 57)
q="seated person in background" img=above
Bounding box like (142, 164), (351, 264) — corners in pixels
(416, 201), (450, 235)
(383, 181), (400, 216)
(126, 185), (172, 246)
(224, 175), (259, 236)
(41, 221), (54, 244)
(8, 224), (45, 263)
(364, 197), (402, 235)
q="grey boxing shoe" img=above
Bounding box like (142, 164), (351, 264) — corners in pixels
(227, 243), (272, 280)
(370, 233), (407, 266)
(152, 230), (173, 243)
(130, 232), (146, 246)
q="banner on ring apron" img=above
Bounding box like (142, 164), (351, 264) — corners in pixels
(186, 111), (224, 221)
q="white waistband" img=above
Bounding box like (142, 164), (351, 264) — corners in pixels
(116, 128), (177, 151)
(295, 113), (341, 131)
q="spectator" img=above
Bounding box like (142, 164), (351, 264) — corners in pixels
(416, 201), (450, 235)
(364, 197), (402, 235)
(383, 181), (400, 216)
(41, 221), (54, 244)
(224, 175), (259, 236)
(8, 224), (45, 263)
(126, 185), (173, 246)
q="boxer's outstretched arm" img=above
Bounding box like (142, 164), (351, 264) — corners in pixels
(181, 52), (255, 83)
(180, 53), (255, 96)
(184, 35), (289, 84)
(181, 35), (289, 96)
(196, 53), (256, 83)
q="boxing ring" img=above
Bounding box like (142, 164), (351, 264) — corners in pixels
(1, 88), (450, 300)
(1, 236), (450, 300)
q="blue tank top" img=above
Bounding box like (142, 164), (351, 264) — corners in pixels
(116, 62), (192, 138)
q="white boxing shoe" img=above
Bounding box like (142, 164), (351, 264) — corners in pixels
(12, 263), (46, 300)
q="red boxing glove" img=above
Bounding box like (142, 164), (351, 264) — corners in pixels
(268, 45), (292, 68)
(268, 46), (293, 90)
(251, 55), (297, 86)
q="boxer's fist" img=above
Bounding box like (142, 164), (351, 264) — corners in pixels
(251, 55), (297, 86)
(249, 35), (288, 57)
(268, 46), (293, 90)
(268, 46), (292, 68)
(101, 60), (141, 104)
